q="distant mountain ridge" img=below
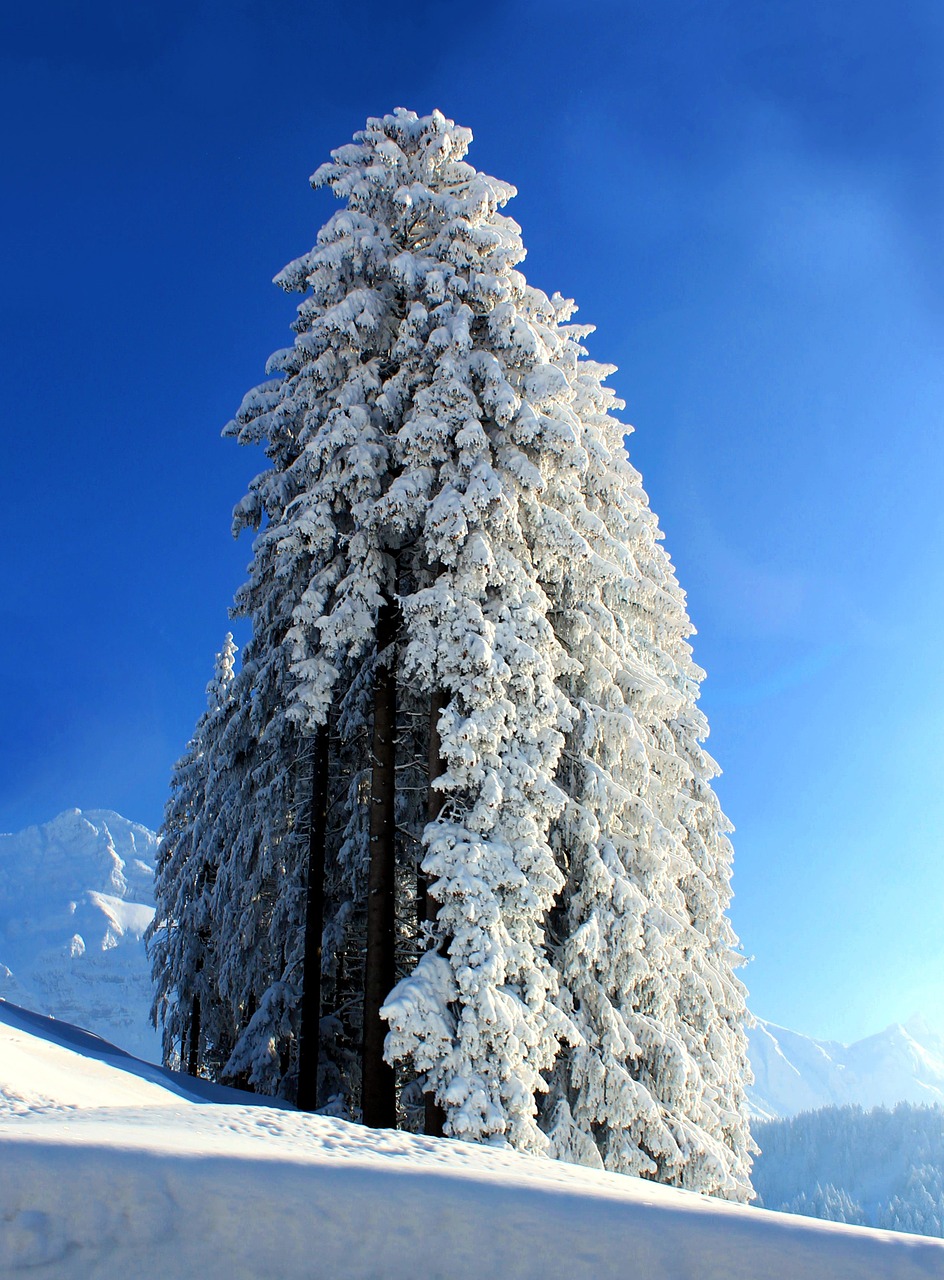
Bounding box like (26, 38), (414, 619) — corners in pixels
(0, 808), (160, 1061)
(749, 1018), (944, 1118)
(752, 1102), (944, 1238)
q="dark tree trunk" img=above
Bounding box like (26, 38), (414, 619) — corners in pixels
(424, 687), (448, 1138)
(361, 592), (399, 1128)
(418, 687), (447, 924)
(188, 993), (201, 1077)
(296, 723), (330, 1111)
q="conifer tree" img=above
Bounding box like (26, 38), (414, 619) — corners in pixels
(206, 550), (312, 1095)
(153, 109), (753, 1196)
(148, 634), (237, 1072)
(296, 722), (329, 1111)
(527, 323), (754, 1196)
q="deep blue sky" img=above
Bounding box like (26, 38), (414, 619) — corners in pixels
(3, 0), (943, 1044)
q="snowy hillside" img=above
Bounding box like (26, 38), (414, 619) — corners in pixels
(750, 1018), (944, 1118)
(2, 1000), (942, 1279)
(0, 810), (160, 1061)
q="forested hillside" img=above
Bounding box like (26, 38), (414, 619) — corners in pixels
(753, 1102), (944, 1238)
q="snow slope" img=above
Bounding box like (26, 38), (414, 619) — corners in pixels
(0, 810), (160, 1061)
(1, 1000), (943, 1279)
(750, 1018), (944, 1118)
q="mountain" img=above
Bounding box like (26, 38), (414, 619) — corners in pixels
(1, 1000), (940, 1279)
(0, 809), (160, 1061)
(749, 1018), (944, 1118)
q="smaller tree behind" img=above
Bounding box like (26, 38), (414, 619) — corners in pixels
(148, 634), (236, 1073)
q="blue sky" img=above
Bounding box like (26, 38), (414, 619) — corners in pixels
(3, 0), (943, 1045)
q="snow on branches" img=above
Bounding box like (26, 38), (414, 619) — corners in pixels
(150, 109), (753, 1198)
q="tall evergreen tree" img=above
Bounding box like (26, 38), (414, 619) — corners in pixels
(152, 109), (753, 1197)
(509, 306), (755, 1196)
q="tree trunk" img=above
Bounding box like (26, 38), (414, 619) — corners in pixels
(188, 993), (201, 1077)
(424, 687), (448, 1138)
(418, 687), (447, 924)
(296, 722), (330, 1111)
(361, 592), (399, 1128)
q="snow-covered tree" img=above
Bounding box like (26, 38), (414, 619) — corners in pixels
(155, 109), (752, 1195)
(439, 285), (755, 1196)
(217, 108), (576, 1148)
(148, 634), (237, 1072)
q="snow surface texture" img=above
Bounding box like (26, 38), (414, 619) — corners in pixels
(2, 1001), (942, 1280)
(749, 1019), (944, 1119)
(0, 810), (160, 1062)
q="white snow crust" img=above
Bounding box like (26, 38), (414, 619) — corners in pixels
(2, 999), (943, 1278)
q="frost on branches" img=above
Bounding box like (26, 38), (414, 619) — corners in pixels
(149, 109), (753, 1198)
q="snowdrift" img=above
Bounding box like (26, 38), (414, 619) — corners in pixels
(2, 1000), (943, 1278)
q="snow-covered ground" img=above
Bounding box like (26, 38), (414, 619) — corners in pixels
(2, 999), (943, 1279)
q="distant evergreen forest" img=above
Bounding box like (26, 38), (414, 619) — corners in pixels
(753, 1102), (944, 1238)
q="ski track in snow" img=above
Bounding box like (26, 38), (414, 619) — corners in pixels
(2, 1000), (944, 1279)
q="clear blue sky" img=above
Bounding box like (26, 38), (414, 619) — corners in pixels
(3, 0), (943, 1045)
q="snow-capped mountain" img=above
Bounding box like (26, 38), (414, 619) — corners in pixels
(749, 1018), (944, 1118)
(0, 809), (160, 1061)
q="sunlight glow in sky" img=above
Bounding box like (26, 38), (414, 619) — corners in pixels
(3, 0), (943, 1044)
